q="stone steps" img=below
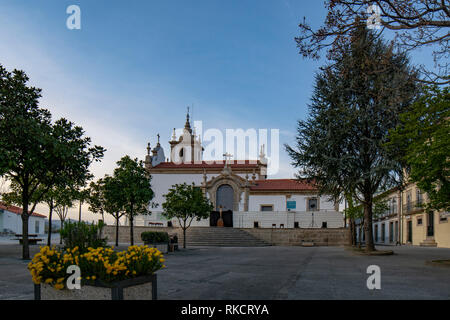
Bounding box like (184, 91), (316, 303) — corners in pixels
(180, 227), (270, 247)
(420, 237), (438, 247)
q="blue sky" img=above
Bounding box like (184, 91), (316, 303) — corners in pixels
(0, 1), (437, 221)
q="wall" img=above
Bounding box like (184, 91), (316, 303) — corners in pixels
(242, 228), (350, 246)
(248, 194), (336, 212)
(0, 210), (45, 235)
(103, 225), (350, 247)
(234, 211), (344, 229)
(103, 225), (182, 244)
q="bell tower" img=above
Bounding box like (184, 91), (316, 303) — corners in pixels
(169, 107), (203, 164)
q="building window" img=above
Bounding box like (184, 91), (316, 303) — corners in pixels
(308, 198), (318, 211)
(417, 217), (423, 226)
(253, 222), (259, 228)
(321, 222), (327, 228)
(392, 198), (397, 214)
(35, 221), (40, 234)
(294, 222), (299, 228)
(406, 194), (412, 213)
(260, 205), (274, 212)
(416, 189), (423, 205)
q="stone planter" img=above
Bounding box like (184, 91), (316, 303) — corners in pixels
(34, 274), (157, 300)
(144, 242), (168, 254)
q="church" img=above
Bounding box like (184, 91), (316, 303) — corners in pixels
(134, 112), (343, 229)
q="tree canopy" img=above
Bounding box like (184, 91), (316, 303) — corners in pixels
(386, 86), (450, 212)
(0, 65), (105, 258)
(295, 0), (449, 84)
(162, 183), (213, 248)
(286, 25), (418, 251)
(112, 156), (155, 245)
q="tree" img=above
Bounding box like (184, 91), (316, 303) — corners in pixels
(75, 187), (90, 222)
(53, 187), (76, 244)
(295, 0), (449, 84)
(88, 176), (127, 246)
(387, 86), (450, 212)
(0, 65), (105, 259)
(286, 25), (418, 251)
(112, 156), (155, 246)
(162, 183), (213, 249)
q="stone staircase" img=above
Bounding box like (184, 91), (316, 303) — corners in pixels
(181, 227), (271, 247)
(420, 237), (438, 247)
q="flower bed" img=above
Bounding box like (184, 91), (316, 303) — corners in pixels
(29, 245), (165, 300)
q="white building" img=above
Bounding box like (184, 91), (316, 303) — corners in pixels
(0, 202), (46, 235)
(135, 112), (343, 229)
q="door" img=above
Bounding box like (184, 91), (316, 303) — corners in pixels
(389, 222), (394, 243)
(427, 212), (434, 237)
(407, 221), (412, 243)
(216, 184), (234, 211)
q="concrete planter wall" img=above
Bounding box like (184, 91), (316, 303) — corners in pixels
(34, 274), (157, 300)
(144, 242), (168, 254)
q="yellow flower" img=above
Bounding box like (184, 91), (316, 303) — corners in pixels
(54, 283), (64, 290)
(45, 278), (53, 284)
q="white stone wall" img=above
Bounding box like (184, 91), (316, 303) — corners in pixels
(234, 211), (344, 229)
(0, 210), (45, 235)
(248, 194), (336, 212)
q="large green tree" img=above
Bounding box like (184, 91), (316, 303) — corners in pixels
(0, 65), (104, 259)
(112, 156), (155, 246)
(286, 25), (418, 251)
(162, 183), (213, 249)
(387, 86), (450, 212)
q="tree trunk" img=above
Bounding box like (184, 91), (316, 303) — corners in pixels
(60, 220), (64, 245)
(21, 212), (30, 260)
(47, 204), (53, 246)
(115, 215), (120, 247)
(129, 207), (134, 246)
(183, 219), (187, 249)
(350, 218), (357, 246)
(348, 218), (354, 246)
(21, 192), (30, 260)
(363, 195), (375, 252)
(78, 200), (82, 222)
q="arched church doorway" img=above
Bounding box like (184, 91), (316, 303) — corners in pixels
(216, 184), (234, 211)
(210, 184), (234, 227)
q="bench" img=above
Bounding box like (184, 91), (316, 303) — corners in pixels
(13, 234), (43, 245)
(148, 222), (164, 227)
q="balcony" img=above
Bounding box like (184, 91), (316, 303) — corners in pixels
(403, 200), (425, 214)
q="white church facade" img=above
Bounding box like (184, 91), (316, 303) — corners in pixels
(134, 112), (344, 229)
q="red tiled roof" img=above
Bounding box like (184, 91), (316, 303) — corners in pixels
(250, 179), (317, 191)
(0, 202), (47, 218)
(152, 160), (262, 169)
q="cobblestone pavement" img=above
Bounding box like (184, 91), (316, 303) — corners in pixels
(1, 244), (449, 300)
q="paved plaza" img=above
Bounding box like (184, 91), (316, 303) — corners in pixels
(0, 244), (449, 300)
